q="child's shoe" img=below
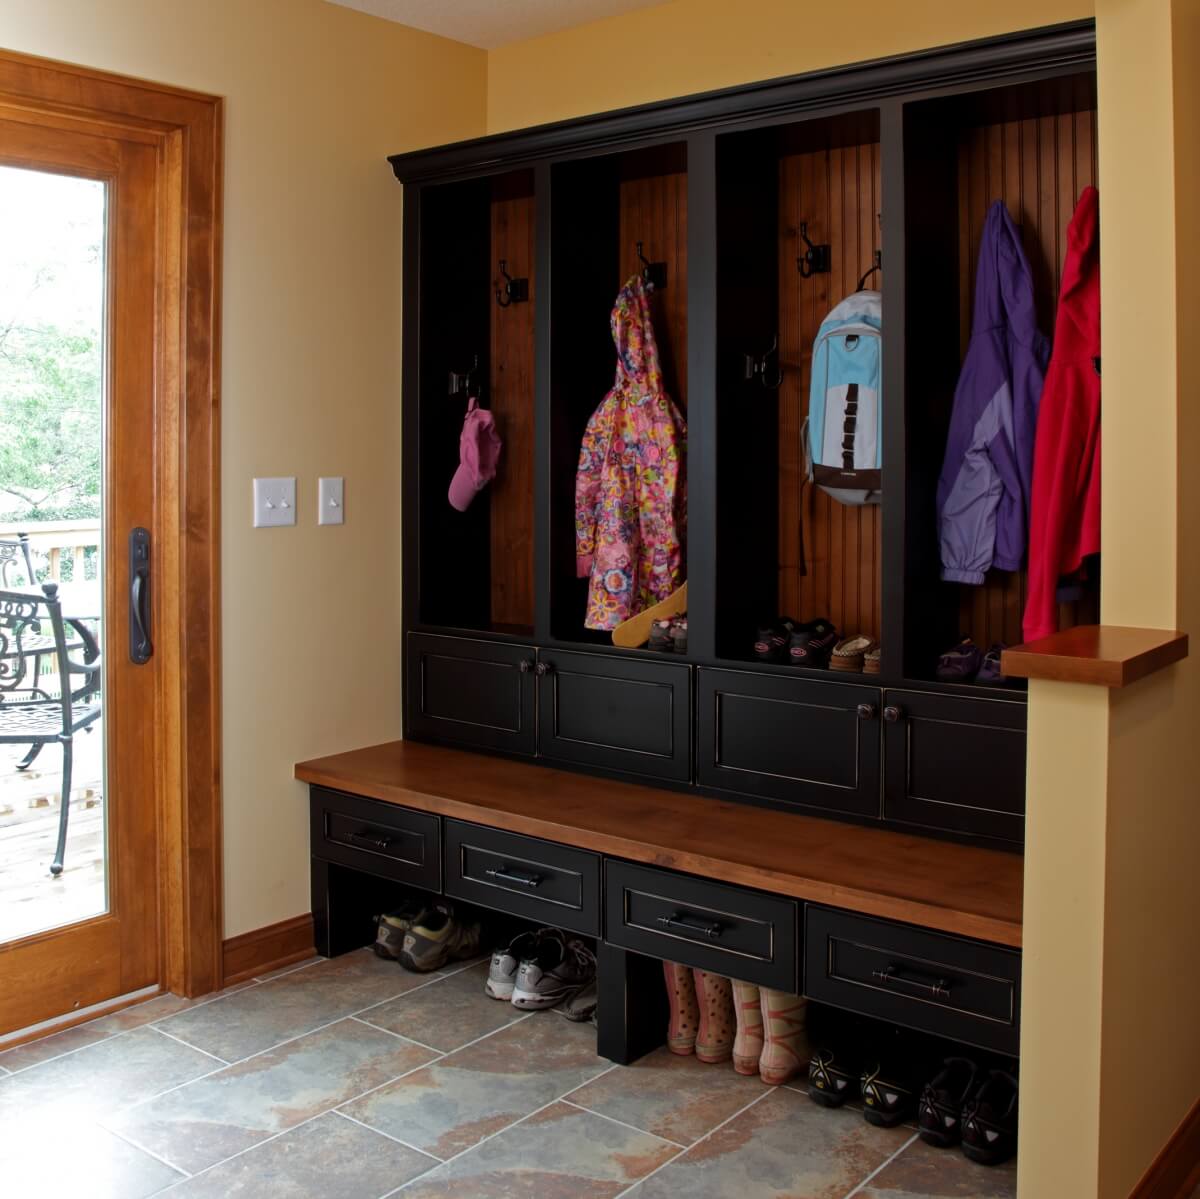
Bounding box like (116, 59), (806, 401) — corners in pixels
(663, 960), (700, 1055)
(731, 978), (764, 1075)
(758, 988), (808, 1084)
(693, 970), (735, 1064)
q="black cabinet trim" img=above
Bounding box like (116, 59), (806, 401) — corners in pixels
(389, 22), (1094, 182)
(456, 841), (585, 911)
(549, 672), (678, 760)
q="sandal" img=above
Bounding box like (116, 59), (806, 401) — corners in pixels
(830, 635), (877, 673)
(935, 636), (982, 682)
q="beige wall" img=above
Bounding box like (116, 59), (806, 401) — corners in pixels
(487, 0), (1093, 132)
(0, 0), (488, 937)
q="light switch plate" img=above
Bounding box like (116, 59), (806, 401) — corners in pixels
(253, 477), (297, 527)
(318, 476), (344, 525)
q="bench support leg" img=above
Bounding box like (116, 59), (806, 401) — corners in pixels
(596, 942), (668, 1065)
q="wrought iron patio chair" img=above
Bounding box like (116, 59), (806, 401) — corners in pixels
(0, 533), (35, 587)
(0, 583), (102, 876)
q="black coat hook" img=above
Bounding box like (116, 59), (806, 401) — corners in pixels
(856, 249), (883, 292)
(743, 335), (783, 390)
(495, 259), (529, 307)
(636, 241), (667, 290)
(449, 353), (481, 399)
(796, 222), (831, 278)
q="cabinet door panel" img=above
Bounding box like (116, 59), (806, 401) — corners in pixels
(883, 689), (1026, 842)
(407, 632), (536, 755)
(697, 668), (882, 817)
(537, 650), (691, 781)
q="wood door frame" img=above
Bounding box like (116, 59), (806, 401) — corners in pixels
(0, 50), (223, 998)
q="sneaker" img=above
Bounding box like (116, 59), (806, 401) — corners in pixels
(974, 643), (1008, 686)
(670, 618), (688, 654)
(396, 901), (482, 974)
(558, 978), (598, 1024)
(788, 619), (838, 668)
(936, 636), (983, 682)
(919, 1057), (979, 1148)
(648, 620), (674, 652)
(808, 1045), (860, 1107)
(486, 928), (562, 1001)
(961, 1070), (1019, 1166)
(372, 900), (423, 961)
(754, 618), (798, 664)
(511, 938), (596, 1010)
(861, 1058), (920, 1128)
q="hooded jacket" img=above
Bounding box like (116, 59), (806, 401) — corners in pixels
(1023, 186), (1101, 643)
(575, 275), (687, 631)
(937, 201), (1050, 583)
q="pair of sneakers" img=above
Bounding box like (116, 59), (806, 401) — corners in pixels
(486, 928), (597, 1014)
(754, 617), (839, 668)
(919, 1058), (1019, 1166)
(373, 900), (482, 974)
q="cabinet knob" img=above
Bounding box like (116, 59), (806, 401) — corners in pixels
(883, 705), (905, 723)
(518, 659), (533, 673)
(535, 661), (553, 677)
(856, 703), (877, 720)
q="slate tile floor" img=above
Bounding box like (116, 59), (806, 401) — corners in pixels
(0, 950), (1017, 1198)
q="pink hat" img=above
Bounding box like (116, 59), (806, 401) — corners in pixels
(448, 398), (502, 511)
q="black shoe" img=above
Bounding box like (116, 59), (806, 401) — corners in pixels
(861, 1058), (919, 1128)
(754, 618), (798, 664)
(807, 1045), (860, 1107)
(919, 1057), (979, 1148)
(788, 619), (838, 669)
(961, 1070), (1019, 1165)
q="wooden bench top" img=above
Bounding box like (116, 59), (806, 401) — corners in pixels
(295, 740), (1024, 948)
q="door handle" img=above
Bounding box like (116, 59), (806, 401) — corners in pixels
(129, 527), (152, 664)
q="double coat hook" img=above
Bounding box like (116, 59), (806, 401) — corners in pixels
(744, 335), (783, 390)
(796, 223), (831, 278)
(449, 353), (481, 400)
(635, 241), (668, 290)
(495, 259), (529, 307)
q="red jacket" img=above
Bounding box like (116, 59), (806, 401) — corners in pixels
(1023, 186), (1101, 643)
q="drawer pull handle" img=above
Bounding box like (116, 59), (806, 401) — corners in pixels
(485, 865), (544, 888)
(345, 830), (394, 851)
(658, 912), (724, 940)
(872, 964), (952, 1000)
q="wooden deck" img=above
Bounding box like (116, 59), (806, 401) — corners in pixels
(0, 729), (105, 944)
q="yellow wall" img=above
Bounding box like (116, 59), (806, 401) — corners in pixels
(0, 0), (488, 937)
(487, 0), (1093, 132)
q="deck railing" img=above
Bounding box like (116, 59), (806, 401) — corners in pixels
(0, 518), (102, 583)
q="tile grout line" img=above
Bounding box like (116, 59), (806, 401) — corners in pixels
(102, 1121), (195, 1183)
(252, 955), (324, 983)
(349, 1015), (446, 1056)
(351, 1004), (535, 1061)
(841, 1131), (921, 1199)
(609, 1084), (780, 1199)
(150, 1024), (230, 1065)
(332, 1109), (443, 1163)
(558, 1097), (689, 1150)
(0, 980), (265, 1076)
(382, 1060), (624, 1195)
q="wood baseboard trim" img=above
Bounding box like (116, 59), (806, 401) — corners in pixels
(222, 915), (316, 987)
(1129, 1096), (1200, 1199)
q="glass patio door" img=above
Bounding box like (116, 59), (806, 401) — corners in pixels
(0, 116), (161, 1036)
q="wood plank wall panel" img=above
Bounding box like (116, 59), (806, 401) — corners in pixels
(617, 150), (688, 410)
(955, 109), (1098, 648)
(489, 172), (536, 632)
(778, 141), (882, 640)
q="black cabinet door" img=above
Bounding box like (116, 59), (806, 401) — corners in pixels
(882, 689), (1026, 843)
(697, 668), (882, 817)
(407, 632), (536, 756)
(536, 650), (691, 782)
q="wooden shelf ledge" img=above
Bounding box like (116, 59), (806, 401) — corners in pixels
(1001, 625), (1188, 688)
(296, 740), (1024, 948)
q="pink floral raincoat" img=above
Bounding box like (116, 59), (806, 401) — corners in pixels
(575, 275), (687, 630)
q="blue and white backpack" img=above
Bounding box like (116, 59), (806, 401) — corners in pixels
(804, 290), (882, 505)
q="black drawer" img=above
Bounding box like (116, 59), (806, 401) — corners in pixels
(697, 668), (882, 817)
(605, 861), (798, 990)
(537, 650), (691, 782)
(444, 820), (600, 936)
(882, 689), (1026, 843)
(407, 632), (536, 756)
(805, 907), (1021, 1055)
(310, 787), (441, 892)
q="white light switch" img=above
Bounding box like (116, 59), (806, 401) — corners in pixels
(318, 477), (344, 526)
(253, 477), (296, 528)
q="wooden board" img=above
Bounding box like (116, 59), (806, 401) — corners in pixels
(1001, 625), (1188, 687)
(778, 140), (882, 640)
(489, 171), (536, 632)
(296, 740), (1024, 948)
(955, 107), (1099, 648)
(617, 146), (688, 409)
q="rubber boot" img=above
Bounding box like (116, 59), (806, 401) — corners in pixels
(694, 970), (735, 1064)
(758, 988), (808, 1085)
(731, 979), (764, 1075)
(663, 960), (700, 1055)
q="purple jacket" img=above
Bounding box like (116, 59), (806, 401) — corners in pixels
(937, 201), (1049, 583)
